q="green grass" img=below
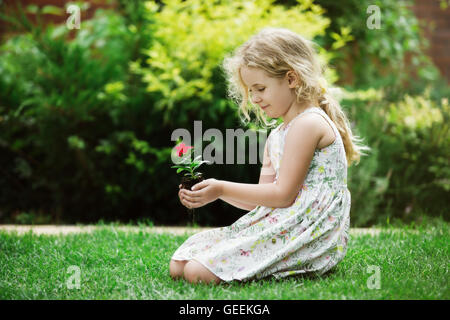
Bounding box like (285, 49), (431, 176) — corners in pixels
(0, 221), (449, 299)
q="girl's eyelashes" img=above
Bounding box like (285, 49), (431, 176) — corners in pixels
(249, 88), (266, 93)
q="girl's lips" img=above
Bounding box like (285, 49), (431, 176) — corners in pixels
(261, 105), (270, 109)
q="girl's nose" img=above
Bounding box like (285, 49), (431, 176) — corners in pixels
(251, 94), (262, 104)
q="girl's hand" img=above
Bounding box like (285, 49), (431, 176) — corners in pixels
(179, 178), (223, 209)
(178, 184), (191, 209)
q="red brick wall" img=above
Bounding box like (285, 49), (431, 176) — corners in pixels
(412, 0), (450, 82)
(1, 0), (449, 83)
(0, 0), (115, 35)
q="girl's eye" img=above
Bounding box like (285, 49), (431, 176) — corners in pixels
(249, 88), (265, 95)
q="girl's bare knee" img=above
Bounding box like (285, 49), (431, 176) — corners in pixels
(169, 259), (188, 279)
(183, 260), (221, 285)
(183, 260), (199, 283)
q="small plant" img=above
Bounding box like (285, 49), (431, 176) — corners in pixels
(171, 142), (210, 190)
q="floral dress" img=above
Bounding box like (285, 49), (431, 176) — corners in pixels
(172, 106), (351, 282)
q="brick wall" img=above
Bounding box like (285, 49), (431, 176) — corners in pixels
(412, 0), (450, 82)
(1, 0), (449, 83)
(0, 0), (115, 35)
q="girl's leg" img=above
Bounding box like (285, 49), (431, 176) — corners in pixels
(183, 260), (222, 285)
(169, 259), (189, 279)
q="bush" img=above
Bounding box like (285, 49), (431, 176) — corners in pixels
(0, 0), (346, 226)
(311, 0), (441, 97)
(0, 0), (447, 227)
(379, 90), (449, 222)
(0, 5), (157, 224)
(343, 87), (449, 226)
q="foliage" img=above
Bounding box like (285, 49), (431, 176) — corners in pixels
(0, 3), (162, 224)
(0, 0), (342, 226)
(378, 90), (449, 222)
(343, 87), (449, 226)
(171, 142), (210, 178)
(133, 0), (341, 125)
(310, 0), (441, 98)
(0, 0), (448, 227)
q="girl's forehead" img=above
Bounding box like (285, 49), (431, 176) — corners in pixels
(240, 66), (270, 85)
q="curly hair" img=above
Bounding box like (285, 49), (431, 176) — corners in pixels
(222, 27), (370, 166)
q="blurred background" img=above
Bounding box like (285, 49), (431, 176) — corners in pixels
(0, 0), (448, 227)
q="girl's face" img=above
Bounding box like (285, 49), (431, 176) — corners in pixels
(240, 66), (297, 118)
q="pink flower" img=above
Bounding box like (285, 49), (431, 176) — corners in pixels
(175, 142), (193, 157)
(240, 249), (251, 256)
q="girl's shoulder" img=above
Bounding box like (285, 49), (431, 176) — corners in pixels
(288, 108), (337, 137)
(274, 111), (320, 136)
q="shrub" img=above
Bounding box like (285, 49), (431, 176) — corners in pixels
(379, 90), (449, 223)
(0, 0), (345, 226)
(311, 0), (441, 97)
(0, 6), (152, 223)
(344, 87), (449, 226)
(0, 0), (447, 227)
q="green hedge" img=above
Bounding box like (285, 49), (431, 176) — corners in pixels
(0, 0), (448, 227)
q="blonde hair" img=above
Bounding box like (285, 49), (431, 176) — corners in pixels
(222, 27), (370, 166)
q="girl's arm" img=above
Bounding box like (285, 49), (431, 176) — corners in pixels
(219, 139), (275, 211)
(218, 195), (257, 211)
(184, 115), (322, 209)
(220, 181), (288, 208)
(219, 115), (322, 208)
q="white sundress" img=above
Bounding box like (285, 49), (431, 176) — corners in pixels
(172, 106), (351, 282)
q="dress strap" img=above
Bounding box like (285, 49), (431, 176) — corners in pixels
(278, 106), (341, 141)
(278, 107), (320, 131)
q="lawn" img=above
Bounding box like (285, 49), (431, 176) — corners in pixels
(0, 222), (448, 300)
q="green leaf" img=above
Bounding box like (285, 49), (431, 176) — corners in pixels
(26, 5), (39, 14)
(42, 5), (64, 16)
(176, 168), (188, 174)
(171, 165), (187, 169)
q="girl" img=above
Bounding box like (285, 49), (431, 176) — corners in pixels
(170, 27), (370, 285)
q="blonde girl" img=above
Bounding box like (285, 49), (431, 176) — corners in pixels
(171, 27), (370, 284)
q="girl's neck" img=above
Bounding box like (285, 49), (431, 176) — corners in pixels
(281, 99), (318, 129)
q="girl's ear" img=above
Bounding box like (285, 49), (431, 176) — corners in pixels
(286, 70), (299, 88)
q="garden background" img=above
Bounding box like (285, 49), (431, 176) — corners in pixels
(0, 0), (449, 228)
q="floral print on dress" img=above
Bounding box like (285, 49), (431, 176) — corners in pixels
(172, 107), (351, 282)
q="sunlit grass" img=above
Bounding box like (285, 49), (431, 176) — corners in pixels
(0, 221), (448, 299)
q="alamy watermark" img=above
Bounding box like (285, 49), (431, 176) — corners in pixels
(171, 121), (267, 166)
(367, 5), (381, 29)
(66, 4), (81, 30)
(366, 265), (381, 289)
(66, 265), (81, 289)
